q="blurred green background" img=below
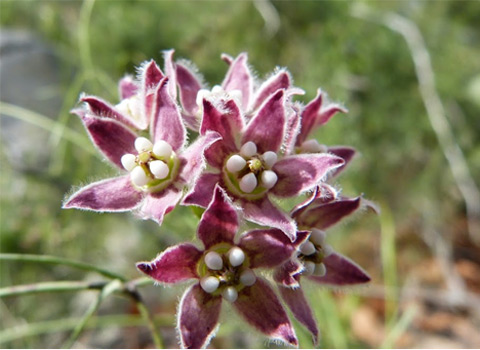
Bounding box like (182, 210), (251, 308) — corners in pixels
(1, 0), (480, 348)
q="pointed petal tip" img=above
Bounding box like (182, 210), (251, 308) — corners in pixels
(136, 262), (151, 274)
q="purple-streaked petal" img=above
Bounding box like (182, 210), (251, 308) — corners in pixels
(316, 103), (348, 127)
(163, 49), (177, 100)
(271, 154), (344, 197)
(118, 75), (138, 100)
(176, 63), (202, 117)
(296, 89), (323, 146)
(279, 285), (319, 345)
(178, 131), (222, 185)
(309, 252), (370, 285)
(283, 104), (302, 156)
(328, 146), (356, 177)
(178, 284), (222, 349)
(136, 243), (202, 284)
(138, 187), (183, 225)
(221, 53), (234, 65)
(294, 196), (361, 230)
(78, 113), (137, 169)
(197, 185), (238, 249)
(233, 278), (298, 346)
(221, 53), (253, 110)
(241, 197), (297, 241)
(63, 176), (142, 211)
(141, 59), (164, 91)
(80, 96), (141, 129)
(201, 99), (243, 168)
(274, 260), (303, 288)
(251, 70), (290, 112)
(181, 111), (200, 131)
(242, 89), (285, 154)
(182, 172), (221, 208)
(151, 77), (186, 150)
(239, 229), (308, 268)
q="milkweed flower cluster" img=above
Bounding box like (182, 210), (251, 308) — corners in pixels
(64, 50), (374, 348)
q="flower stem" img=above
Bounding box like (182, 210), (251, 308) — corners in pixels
(0, 280), (103, 298)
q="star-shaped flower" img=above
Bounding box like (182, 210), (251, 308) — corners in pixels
(137, 185), (307, 348)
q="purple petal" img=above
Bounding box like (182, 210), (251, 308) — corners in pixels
(221, 53), (234, 65)
(181, 111), (201, 131)
(241, 197), (297, 241)
(178, 284), (222, 349)
(309, 252), (370, 285)
(197, 185), (238, 249)
(279, 285), (319, 345)
(141, 59), (164, 91)
(251, 70), (290, 112)
(221, 53), (253, 110)
(273, 260), (303, 288)
(233, 278), (298, 346)
(163, 49), (177, 100)
(328, 146), (356, 177)
(271, 154), (344, 197)
(283, 104), (302, 155)
(296, 89), (323, 146)
(239, 229), (308, 268)
(201, 99), (243, 168)
(138, 187), (183, 225)
(118, 75), (138, 100)
(178, 131), (222, 185)
(316, 103), (348, 127)
(80, 96), (142, 129)
(176, 63), (202, 117)
(63, 176), (142, 211)
(151, 77), (186, 150)
(182, 172), (221, 208)
(242, 89), (285, 154)
(79, 113), (137, 169)
(137, 243), (202, 283)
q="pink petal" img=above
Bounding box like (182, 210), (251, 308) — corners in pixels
(315, 103), (348, 127)
(328, 146), (356, 177)
(136, 243), (202, 283)
(80, 95), (142, 129)
(251, 70), (291, 112)
(181, 111), (201, 131)
(150, 77), (186, 150)
(296, 89), (323, 146)
(239, 229), (308, 268)
(309, 252), (370, 285)
(163, 49), (177, 100)
(138, 187), (183, 225)
(79, 113), (137, 169)
(283, 104), (302, 155)
(201, 99), (243, 168)
(233, 278), (298, 346)
(63, 176), (142, 211)
(182, 172), (221, 208)
(241, 197), (297, 241)
(197, 185), (238, 249)
(141, 59), (164, 91)
(271, 154), (344, 197)
(178, 131), (222, 184)
(118, 75), (138, 100)
(279, 285), (319, 345)
(273, 260), (303, 288)
(294, 196), (362, 230)
(178, 284), (222, 349)
(221, 52), (253, 110)
(176, 63), (202, 117)
(242, 89), (285, 154)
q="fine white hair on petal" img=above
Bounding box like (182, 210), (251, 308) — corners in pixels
(176, 58), (207, 89)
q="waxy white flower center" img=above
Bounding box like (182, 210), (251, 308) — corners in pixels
(224, 141), (279, 198)
(298, 228), (332, 277)
(116, 94), (142, 121)
(196, 85), (243, 111)
(121, 137), (178, 192)
(199, 245), (256, 303)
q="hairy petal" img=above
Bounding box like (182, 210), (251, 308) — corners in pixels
(176, 63), (202, 117)
(118, 76), (138, 100)
(80, 96), (142, 129)
(283, 105), (302, 156)
(271, 154), (344, 197)
(309, 252), (371, 285)
(242, 89), (285, 154)
(198, 185), (238, 248)
(182, 172), (221, 208)
(327, 146), (356, 177)
(142, 59), (164, 91)
(136, 243), (202, 284)
(273, 260), (303, 288)
(315, 103), (348, 127)
(178, 284), (222, 349)
(296, 89), (323, 146)
(163, 49), (177, 100)
(241, 197), (297, 241)
(138, 187), (183, 225)
(252, 70), (290, 112)
(78, 114), (137, 169)
(279, 285), (319, 345)
(233, 278), (298, 346)
(221, 52), (253, 110)
(151, 77), (186, 150)
(239, 229), (308, 268)
(63, 176), (142, 212)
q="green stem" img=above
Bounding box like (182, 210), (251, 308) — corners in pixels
(0, 281), (103, 298)
(0, 253), (126, 281)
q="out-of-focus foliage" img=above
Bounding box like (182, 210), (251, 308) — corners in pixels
(1, 0), (479, 348)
